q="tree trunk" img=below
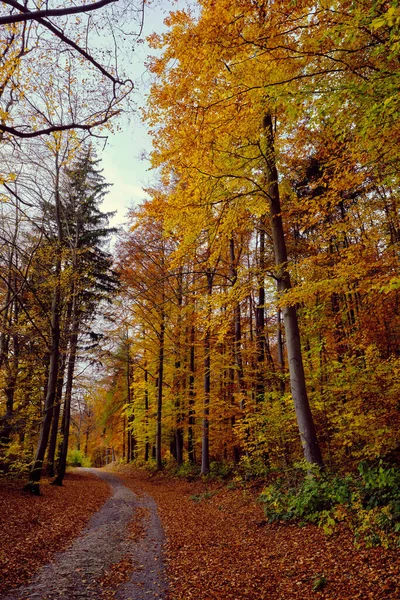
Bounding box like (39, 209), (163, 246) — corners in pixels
(122, 414), (126, 461)
(277, 308), (286, 395)
(126, 338), (134, 462)
(188, 322), (196, 463)
(263, 113), (323, 467)
(52, 302), (78, 486)
(156, 310), (165, 471)
(229, 238), (246, 408)
(46, 299), (71, 477)
(26, 254), (61, 492)
(174, 267), (184, 465)
(201, 271), (213, 475)
(255, 219), (268, 402)
(46, 361), (65, 477)
(144, 363), (150, 462)
(26, 155), (63, 492)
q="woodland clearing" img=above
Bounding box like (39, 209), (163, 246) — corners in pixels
(0, 467), (399, 599)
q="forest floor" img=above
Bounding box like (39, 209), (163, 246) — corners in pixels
(1, 466), (399, 600)
(0, 470), (110, 596)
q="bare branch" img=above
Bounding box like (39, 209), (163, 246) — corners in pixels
(0, 0), (117, 26)
(2, 0), (124, 85)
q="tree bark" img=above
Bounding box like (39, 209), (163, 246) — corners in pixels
(188, 322), (196, 463)
(53, 290), (79, 485)
(201, 271), (213, 475)
(46, 297), (72, 477)
(26, 154), (63, 492)
(144, 362), (150, 462)
(263, 113), (323, 467)
(229, 238), (246, 408)
(52, 298), (78, 486)
(126, 337), (134, 462)
(156, 310), (165, 471)
(174, 267), (184, 465)
(46, 359), (65, 477)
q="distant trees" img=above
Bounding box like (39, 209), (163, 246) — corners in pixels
(88, 0), (400, 475)
(0, 136), (117, 491)
(0, 0), (142, 489)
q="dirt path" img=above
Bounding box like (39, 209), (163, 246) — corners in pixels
(1, 470), (167, 600)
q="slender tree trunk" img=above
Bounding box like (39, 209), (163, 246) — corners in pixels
(122, 414), (126, 461)
(26, 254), (61, 491)
(46, 359), (66, 477)
(47, 298), (72, 477)
(201, 325), (211, 475)
(263, 113), (323, 467)
(127, 427), (132, 464)
(26, 156), (63, 492)
(156, 309), (165, 471)
(201, 271), (213, 475)
(52, 300), (78, 486)
(144, 363), (150, 462)
(229, 238), (244, 462)
(84, 426), (90, 456)
(277, 309), (285, 395)
(229, 238), (246, 408)
(188, 322), (196, 463)
(174, 267), (184, 465)
(126, 338), (134, 461)
(255, 220), (266, 402)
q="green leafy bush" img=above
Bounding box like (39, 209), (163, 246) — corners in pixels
(0, 441), (32, 475)
(259, 461), (400, 546)
(67, 449), (91, 467)
(176, 461), (201, 479)
(209, 460), (234, 479)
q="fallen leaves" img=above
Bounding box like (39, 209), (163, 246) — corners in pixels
(2, 466), (399, 600)
(129, 505), (150, 542)
(0, 470), (110, 595)
(99, 556), (134, 599)
(118, 469), (400, 600)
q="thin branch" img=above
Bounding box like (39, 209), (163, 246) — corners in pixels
(0, 0), (117, 26)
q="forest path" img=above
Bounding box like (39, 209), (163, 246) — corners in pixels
(2, 469), (167, 600)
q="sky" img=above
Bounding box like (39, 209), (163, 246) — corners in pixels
(100, 1), (182, 229)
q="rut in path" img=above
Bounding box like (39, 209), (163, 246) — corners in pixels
(1, 470), (167, 600)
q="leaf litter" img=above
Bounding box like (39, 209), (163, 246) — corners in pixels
(1, 466), (399, 600)
(0, 470), (110, 596)
(117, 468), (400, 600)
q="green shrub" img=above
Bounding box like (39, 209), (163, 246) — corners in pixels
(176, 461), (201, 479)
(239, 455), (271, 479)
(0, 441), (32, 475)
(67, 449), (91, 467)
(209, 460), (234, 479)
(259, 461), (400, 547)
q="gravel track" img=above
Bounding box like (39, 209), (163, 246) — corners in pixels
(1, 469), (167, 600)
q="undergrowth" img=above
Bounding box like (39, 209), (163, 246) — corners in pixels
(67, 449), (91, 468)
(259, 460), (400, 547)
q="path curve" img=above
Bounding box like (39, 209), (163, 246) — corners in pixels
(2, 469), (167, 600)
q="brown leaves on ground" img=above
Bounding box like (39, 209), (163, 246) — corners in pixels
(0, 470), (110, 595)
(99, 556), (134, 599)
(119, 469), (400, 600)
(129, 505), (150, 542)
(98, 499), (152, 595)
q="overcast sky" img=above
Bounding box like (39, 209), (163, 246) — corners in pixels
(100, 0), (183, 229)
